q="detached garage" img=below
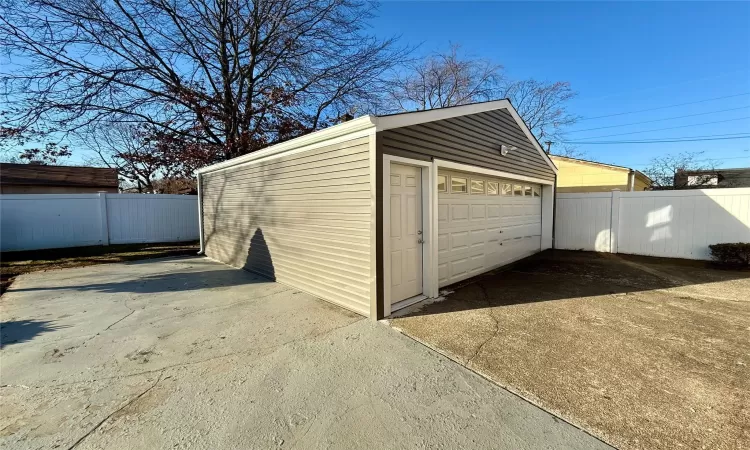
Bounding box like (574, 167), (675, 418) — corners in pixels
(197, 100), (557, 319)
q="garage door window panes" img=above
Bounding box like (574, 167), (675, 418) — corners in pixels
(451, 177), (468, 193)
(532, 186), (540, 197)
(471, 179), (485, 194)
(513, 184), (523, 196)
(437, 175), (447, 192)
(502, 183), (512, 195)
(487, 181), (499, 195)
(524, 186), (532, 196)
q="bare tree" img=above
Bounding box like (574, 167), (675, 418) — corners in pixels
(387, 45), (578, 142)
(502, 79), (578, 141)
(643, 151), (720, 188)
(82, 124), (170, 193)
(1, 0), (405, 161)
(387, 45), (504, 111)
(1, 111), (72, 163)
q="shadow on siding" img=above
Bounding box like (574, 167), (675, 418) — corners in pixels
(245, 228), (275, 281)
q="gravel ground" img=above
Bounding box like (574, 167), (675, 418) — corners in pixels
(390, 250), (750, 450)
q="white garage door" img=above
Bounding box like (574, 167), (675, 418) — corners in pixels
(437, 170), (542, 287)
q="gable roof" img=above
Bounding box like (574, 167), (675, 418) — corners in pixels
(681, 167), (750, 175)
(374, 99), (557, 173)
(550, 155), (652, 184)
(0, 163), (119, 188)
(197, 99), (558, 175)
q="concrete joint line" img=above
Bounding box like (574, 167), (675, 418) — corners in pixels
(66, 372), (165, 450)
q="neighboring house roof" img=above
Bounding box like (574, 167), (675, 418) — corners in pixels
(197, 99), (558, 175)
(0, 163), (119, 189)
(549, 155), (652, 184)
(680, 167), (750, 176)
(675, 167), (750, 188)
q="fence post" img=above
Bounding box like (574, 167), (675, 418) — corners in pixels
(98, 192), (110, 246)
(610, 190), (620, 253)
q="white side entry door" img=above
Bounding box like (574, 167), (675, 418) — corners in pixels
(389, 163), (423, 303)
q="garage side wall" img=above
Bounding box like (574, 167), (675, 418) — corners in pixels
(201, 136), (372, 316)
(380, 108), (555, 183)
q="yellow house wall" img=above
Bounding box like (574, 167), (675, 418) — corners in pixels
(634, 176), (650, 191)
(553, 158), (630, 193)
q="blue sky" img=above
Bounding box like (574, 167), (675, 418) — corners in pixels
(8, 1), (749, 170)
(370, 1), (750, 170)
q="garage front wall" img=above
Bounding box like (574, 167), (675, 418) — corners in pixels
(379, 108), (555, 183)
(201, 135), (372, 316)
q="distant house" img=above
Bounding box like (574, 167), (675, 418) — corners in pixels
(550, 155), (652, 193)
(674, 168), (750, 189)
(0, 163), (119, 194)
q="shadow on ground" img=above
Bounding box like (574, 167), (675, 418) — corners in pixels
(1, 320), (65, 348)
(391, 250), (750, 450)
(406, 250), (750, 317)
(8, 264), (271, 295)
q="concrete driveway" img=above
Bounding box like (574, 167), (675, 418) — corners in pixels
(1, 256), (609, 450)
(390, 251), (750, 450)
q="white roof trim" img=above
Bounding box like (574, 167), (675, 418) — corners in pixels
(196, 115), (376, 174)
(196, 99), (558, 175)
(374, 99), (557, 174)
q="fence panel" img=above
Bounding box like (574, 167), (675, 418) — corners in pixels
(554, 188), (750, 260)
(0, 193), (198, 252)
(106, 194), (198, 244)
(617, 189), (750, 260)
(554, 192), (613, 251)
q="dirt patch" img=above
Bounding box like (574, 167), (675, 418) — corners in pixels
(391, 250), (750, 450)
(1, 242), (199, 296)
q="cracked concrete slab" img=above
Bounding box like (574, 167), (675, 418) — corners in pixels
(1, 256), (609, 450)
(390, 250), (750, 450)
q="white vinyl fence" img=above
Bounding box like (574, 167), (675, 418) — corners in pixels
(0, 193), (199, 252)
(555, 188), (750, 260)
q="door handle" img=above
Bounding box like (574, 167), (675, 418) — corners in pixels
(417, 230), (423, 235)
(417, 238), (424, 244)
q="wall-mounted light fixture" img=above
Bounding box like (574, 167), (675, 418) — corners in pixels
(500, 145), (517, 156)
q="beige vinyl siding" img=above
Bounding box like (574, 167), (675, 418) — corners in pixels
(380, 108), (555, 183)
(201, 136), (372, 316)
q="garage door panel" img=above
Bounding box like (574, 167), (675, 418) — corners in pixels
(438, 204), (449, 222)
(438, 262), (449, 284)
(438, 169), (542, 287)
(451, 231), (470, 251)
(502, 222), (542, 240)
(438, 233), (449, 252)
(470, 229), (486, 246)
(471, 204), (486, 219)
(451, 204), (469, 221)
